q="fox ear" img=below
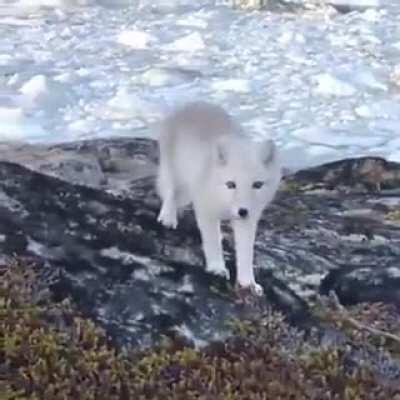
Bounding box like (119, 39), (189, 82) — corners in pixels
(261, 139), (276, 166)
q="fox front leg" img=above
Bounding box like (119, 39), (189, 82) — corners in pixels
(157, 191), (178, 229)
(232, 218), (263, 296)
(194, 203), (229, 279)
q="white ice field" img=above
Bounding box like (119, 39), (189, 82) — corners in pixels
(0, 0), (400, 171)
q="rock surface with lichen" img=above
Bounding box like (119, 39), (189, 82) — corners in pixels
(0, 138), (399, 348)
(1, 137), (400, 397)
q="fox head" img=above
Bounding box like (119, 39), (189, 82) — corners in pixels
(213, 135), (282, 221)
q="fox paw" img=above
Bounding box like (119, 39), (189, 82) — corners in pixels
(250, 282), (264, 296)
(236, 281), (264, 296)
(206, 262), (229, 279)
(157, 206), (177, 229)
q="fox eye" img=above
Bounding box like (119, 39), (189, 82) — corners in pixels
(226, 181), (236, 189)
(252, 181), (264, 189)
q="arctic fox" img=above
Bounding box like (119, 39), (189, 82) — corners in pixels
(156, 101), (281, 294)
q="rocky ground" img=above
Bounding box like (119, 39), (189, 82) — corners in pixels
(0, 137), (399, 344)
(1, 137), (400, 397)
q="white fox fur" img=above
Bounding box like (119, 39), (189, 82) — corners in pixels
(156, 101), (281, 294)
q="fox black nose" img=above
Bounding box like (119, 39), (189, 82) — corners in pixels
(238, 208), (248, 218)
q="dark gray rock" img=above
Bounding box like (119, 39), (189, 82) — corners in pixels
(321, 264), (400, 306)
(326, 0), (380, 14)
(0, 138), (399, 348)
(0, 157), (308, 348)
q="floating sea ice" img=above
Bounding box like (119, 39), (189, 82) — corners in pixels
(292, 125), (386, 147)
(386, 137), (400, 149)
(390, 65), (400, 87)
(368, 119), (400, 135)
(19, 75), (71, 110)
(68, 118), (97, 133)
(360, 8), (381, 22)
(0, 106), (46, 141)
(12, 0), (90, 13)
(313, 73), (356, 97)
(165, 32), (205, 52)
(97, 0), (132, 7)
(144, 84), (203, 112)
(387, 151), (400, 164)
(279, 140), (342, 171)
(355, 105), (375, 118)
(0, 54), (13, 66)
(355, 100), (400, 119)
(107, 88), (165, 122)
(176, 15), (209, 29)
(20, 75), (49, 103)
(348, 68), (387, 91)
(139, 67), (200, 87)
(117, 29), (155, 49)
(0, 17), (43, 26)
(210, 79), (251, 94)
(277, 31), (305, 45)
(138, 0), (210, 13)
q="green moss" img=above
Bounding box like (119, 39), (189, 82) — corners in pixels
(312, 298), (400, 357)
(1, 259), (400, 399)
(281, 179), (302, 194)
(386, 208), (400, 222)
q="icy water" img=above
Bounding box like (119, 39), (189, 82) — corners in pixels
(1, 0), (400, 170)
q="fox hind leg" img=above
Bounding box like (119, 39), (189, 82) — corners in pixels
(157, 168), (178, 229)
(157, 137), (179, 229)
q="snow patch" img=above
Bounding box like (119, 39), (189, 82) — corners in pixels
(100, 246), (151, 266)
(27, 238), (46, 256)
(178, 275), (194, 294)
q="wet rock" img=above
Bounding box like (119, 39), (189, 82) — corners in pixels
(0, 138), (159, 193)
(1, 138), (400, 347)
(285, 156), (400, 192)
(320, 264), (400, 306)
(0, 157), (308, 347)
(38, 157), (105, 187)
(327, 0), (380, 13)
